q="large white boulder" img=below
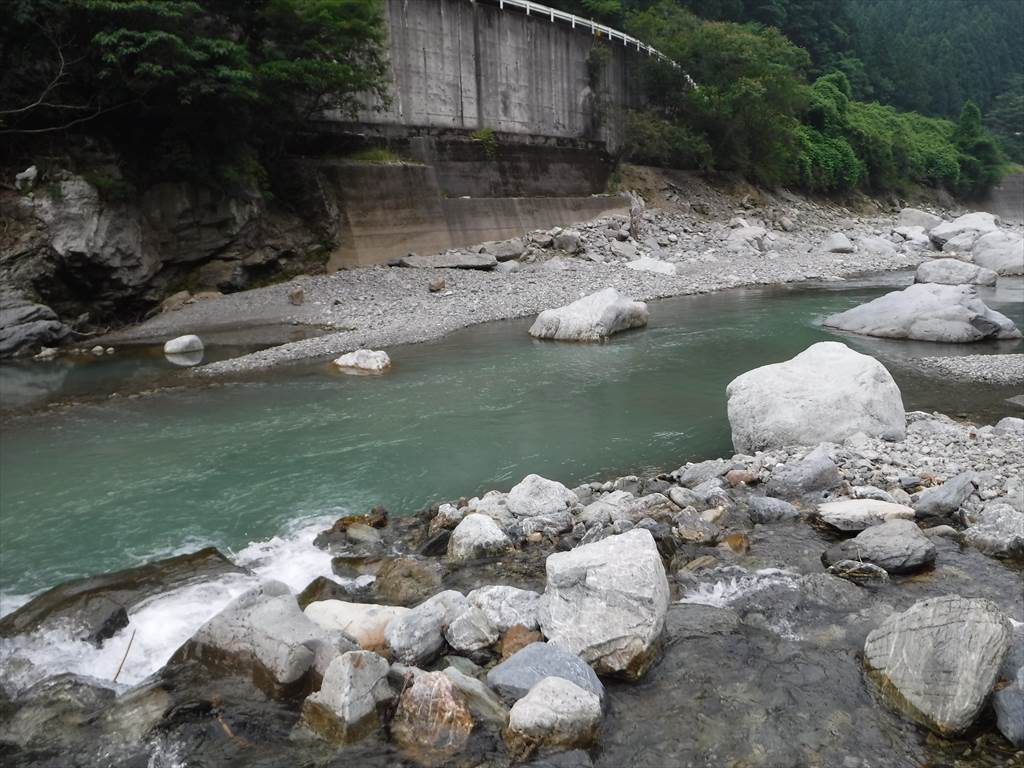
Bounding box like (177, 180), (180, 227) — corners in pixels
(929, 211), (1000, 246)
(304, 601), (410, 651)
(528, 288), (648, 341)
(824, 283), (1020, 342)
(447, 514), (512, 560)
(163, 334), (203, 354)
(971, 230), (1024, 275)
(385, 590), (469, 665)
(333, 349), (391, 372)
(538, 529), (669, 679)
(915, 258), (997, 286)
(625, 256), (677, 275)
(507, 474), (578, 518)
(298, 650), (393, 743)
(898, 208), (943, 231)
(822, 233), (854, 253)
(505, 677), (602, 753)
(726, 342), (905, 453)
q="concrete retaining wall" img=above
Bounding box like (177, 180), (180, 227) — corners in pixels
(339, 0), (647, 149)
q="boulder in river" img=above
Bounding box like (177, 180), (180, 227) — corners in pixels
(726, 342), (906, 453)
(163, 334), (203, 354)
(173, 580), (354, 696)
(0, 293), (70, 359)
(298, 650), (392, 744)
(304, 600), (410, 652)
(0, 547), (243, 645)
(863, 595), (1011, 735)
(971, 230), (1024, 275)
(823, 283), (1020, 342)
(538, 529), (669, 679)
(332, 349), (391, 372)
(822, 519), (935, 574)
(448, 514), (513, 560)
(928, 211), (1001, 246)
(390, 670), (474, 766)
(528, 287), (648, 342)
(914, 258), (997, 286)
(961, 502), (1024, 559)
(507, 474), (578, 518)
(816, 499), (916, 531)
(505, 677), (602, 756)
(486, 641), (604, 704)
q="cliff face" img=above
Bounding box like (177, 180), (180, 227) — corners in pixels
(0, 169), (327, 357)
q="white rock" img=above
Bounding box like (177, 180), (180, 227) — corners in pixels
(971, 230), (1024, 275)
(528, 287), (648, 341)
(506, 677), (602, 751)
(299, 650), (392, 743)
(898, 208), (943, 231)
(941, 231), (980, 254)
(444, 606), (500, 652)
(467, 585), (541, 631)
(304, 601), (410, 650)
(824, 283), (1020, 342)
(385, 591), (469, 665)
(333, 349), (391, 372)
(163, 334), (203, 354)
(816, 499), (916, 531)
(538, 529), (669, 679)
(14, 165), (38, 191)
(726, 342), (905, 453)
(447, 514), (512, 560)
(725, 226), (767, 253)
(915, 258), (997, 286)
(857, 235), (897, 258)
(507, 474), (578, 518)
(625, 256), (677, 275)
(929, 212), (1000, 246)
(822, 233), (854, 253)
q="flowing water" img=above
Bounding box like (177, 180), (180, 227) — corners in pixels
(0, 273), (1021, 698)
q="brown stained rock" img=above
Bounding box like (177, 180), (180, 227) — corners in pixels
(390, 671), (473, 766)
(499, 625), (543, 660)
(374, 558), (444, 607)
(722, 532), (750, 555)
(725, 469), (759, 487)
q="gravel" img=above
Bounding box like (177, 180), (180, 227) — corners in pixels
(915, 355), (1024, 385)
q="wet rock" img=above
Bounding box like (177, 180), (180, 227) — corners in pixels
(373, 557), (444, 606)
(467, 585), (540, 631)
(297, 650), (392, 744)
(399, 251), (496, 269)
(333, 349), (391, 372)
(672, 458), (731, 488)
(444, 606), (499, 653)
(448, 514), (513, 560)
(747, 496), (800, 523)
(915, 258), (997, 286)
(506, 677), (602, 755)
(816, 499), (916, 531)
(538, 529), (669, 679)
(912, 472), (977, 518)
(528, 288), (648, 341)
(385, 590), (469, 665)
(297, 576), (355, 609)
(961, 502), (1024, 558)
(863, 595), (1011, 735)
(390, 671), (474, 766)
(824, 284), (1020, 342)
(0, 673), (116, 749)
(443, 666), (509, 725)
(826, 559), (889, 586)
(970, 229), (1024, 275)
(486, 642), (604, 704)
(163, 334), (203, 354)
(173, 581), (353, 696)
(507, 475), (578, 518)
(304, 600), (410, 652)
(0, 547), (242, 645)
(418, 530), (451, 557)
(822, 519), (936, 574)
(727, 342), (906, 452)
(499, 625), (544, 659)
(765, 446), (842, 499)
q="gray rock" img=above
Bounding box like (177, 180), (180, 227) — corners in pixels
(823, 284), (1020, 342)
(385, 590), (469, 665)
(863, 595), (1011, 735)
(826, 559), (889, 586)
(529, 288), (649, 341)
(538, 529), (669, 679)
(727, 342), (906, 453)
(961, 502), (1024, 558)
(928, 211), (1001, 246)
(913, 472), (977, 517)
(816, 499), (916, 531)
(481, 238), (526, 261)
(444, 606), (499, 652)
(552, 230), (582, 253)
(994, 668), (1024, 747)
(823, 519), (936, 574)
(672, 459), (731, 488)
(851, 485), (897, 504)
(443, 666), (509, 725)
(399, 251), (496, 269)
(486, 642), (604, 704)
(625, 256), (677, 275)
(448, 514), (512, 560)
(298, 650), (392, 744)
(971, 230), (1024, 275)
(579, 490), (634, 526)
(858, 235), (897, 258)
(507, 474), (578, 518)
(747, 496), (800, 523)
(914, 258), (997, 286)
(822, 233), (854, 253)
(467, 586), (541, 632)
(0, 295), (70, 359)
(995, 416), (1024, 435)
(506, 677), (602, 753)
(898, 208), (943, 230)
(766, 446), (842, 499)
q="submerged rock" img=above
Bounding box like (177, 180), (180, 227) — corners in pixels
(486, 641), (604, 704)
(390, 671), (474, 766)
(914, 258), (997, 286)
(538, 529), (669, 679)
(506, 677), (602, 755)
(823, 284), (1020, 342)
(297, 650), (392, 744)
(863, 595), (1011, 736)
(822, 519), (936, 574)
(826, 559), (889, 586)
(528, 287), (648, 341)
(332, 349), (391, 372)
(727, 342), (905, 452)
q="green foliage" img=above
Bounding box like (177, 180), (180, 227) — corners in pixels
(953, 100), (1004, 198)
(987, 75), (1024, 165)
(347, 147), (403, 165)
(624, 111), (712, 170)
(470, 127), (499, 160)
(795, 125), (859, 192)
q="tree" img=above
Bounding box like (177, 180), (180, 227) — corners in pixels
(953, 100), (1003, 198)
(986, 75), (1024, 164)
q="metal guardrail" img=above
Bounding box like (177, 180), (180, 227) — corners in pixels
(483, 0), (678, 67)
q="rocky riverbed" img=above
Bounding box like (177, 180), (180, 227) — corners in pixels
(1, 341), (1021, 767)
(916, 353), (1024, 385)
